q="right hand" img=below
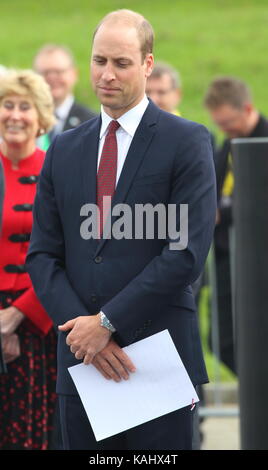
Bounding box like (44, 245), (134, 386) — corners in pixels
(92, 338), (136, 382)
(58, 314), (111, 365)
(0, 306), (24, 336)
(2, 334), (21, 363)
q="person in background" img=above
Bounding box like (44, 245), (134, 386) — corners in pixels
(0, 159), (3, 229)
(33, 44), (96, 149)
(0, 65), (6, 374)
(0, 159), (4, 374)
(204, 76), (268, 373)
(146, 61), (182, 115)
(0, 69), (57, 449)
(0, 65), (7, 77)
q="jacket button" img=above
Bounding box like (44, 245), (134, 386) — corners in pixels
(94, 256), (102, 264)
(91, 295), (97, 303)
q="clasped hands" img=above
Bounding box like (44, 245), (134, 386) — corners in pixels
(0, 306), (24, 363)
(58, 314), (136, 382)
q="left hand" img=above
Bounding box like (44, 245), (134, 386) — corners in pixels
(58, 314), (112, 365)
(92, 338), (136, 382)
(0, 306), (25, 336)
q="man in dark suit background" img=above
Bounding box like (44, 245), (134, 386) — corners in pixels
(33, 44), (96, 149)
(27, 9), (216, 450)
(204, 76), (268, 373)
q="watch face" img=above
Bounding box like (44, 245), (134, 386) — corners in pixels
(101, 313), (115, 332)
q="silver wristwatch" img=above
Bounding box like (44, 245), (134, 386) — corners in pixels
(100, 311), (116, 333)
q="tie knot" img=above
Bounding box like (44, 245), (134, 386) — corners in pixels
(108, 120), (120, 134)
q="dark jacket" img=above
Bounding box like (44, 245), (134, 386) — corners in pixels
(27, 100), (216, 394)
(215, 114), (268, 253)
(62, 101), (97, 132)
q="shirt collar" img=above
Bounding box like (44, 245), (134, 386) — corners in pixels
(100, 95), (149, 139)
(55, 95), (74, 120)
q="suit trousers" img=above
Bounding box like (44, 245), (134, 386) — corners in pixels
(59, 393), (194, 450)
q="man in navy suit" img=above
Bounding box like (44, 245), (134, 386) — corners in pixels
(27, 9), (216, 450)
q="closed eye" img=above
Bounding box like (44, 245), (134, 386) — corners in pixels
(115, 59), (132, 68)
(93, 58), (106, 65)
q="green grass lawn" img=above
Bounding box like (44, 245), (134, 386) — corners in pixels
(1, 0), (258, 382)
(1, 0), (268, 131)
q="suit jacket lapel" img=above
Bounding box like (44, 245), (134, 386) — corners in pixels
(94, 101), (159, 255)
(81, 116), (101, 206)
(79, 117), (101, 253)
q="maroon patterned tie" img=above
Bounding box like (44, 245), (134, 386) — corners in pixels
(97, 120), (120, 236)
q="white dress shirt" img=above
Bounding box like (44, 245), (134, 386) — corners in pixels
(54, 94), (75, 134)
(98, 95), (149, 184)
(98, 95), (149, 330)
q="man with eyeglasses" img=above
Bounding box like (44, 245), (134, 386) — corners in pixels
(33, 44), (96, 149)
(146, 62), (182, 115)
(204, 76), (268, 374)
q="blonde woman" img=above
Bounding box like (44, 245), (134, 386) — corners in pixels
(0, 70), (56, 449)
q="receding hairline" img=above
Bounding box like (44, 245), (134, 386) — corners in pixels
(94, 9), (146, 31)
(92, 9), (154, 59)
(33, 44), (76, 68)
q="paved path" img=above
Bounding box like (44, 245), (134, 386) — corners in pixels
(201, 414), (240, 450)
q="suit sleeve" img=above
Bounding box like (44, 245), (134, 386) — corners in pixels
(102, 125), (217, 344)
(26, 138), (90, 326)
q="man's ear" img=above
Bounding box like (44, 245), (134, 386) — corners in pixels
(145, 54), (154, 78)
(175, 88), (182, 107)
(244, 102), (254, 115)
(70, 67), (78, 86)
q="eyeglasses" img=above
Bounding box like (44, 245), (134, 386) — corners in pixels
(146, 88), (174, 97)
(37, 67), (72, 77)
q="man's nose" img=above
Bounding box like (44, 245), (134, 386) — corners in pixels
(101, 64), (116, 81)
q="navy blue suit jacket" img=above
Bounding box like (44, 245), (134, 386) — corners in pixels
(27, 100), (216, 394)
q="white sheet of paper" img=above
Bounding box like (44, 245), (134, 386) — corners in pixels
(68, 329), (199, 441)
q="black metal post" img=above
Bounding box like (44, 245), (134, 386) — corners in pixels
(232, 137), (268, 449)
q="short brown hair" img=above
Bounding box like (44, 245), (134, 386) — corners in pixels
(149, 62), (181, 89)
(0, 69), (55, 134)
(204, 76), (252, 110)
(93, 9), (154, 62)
